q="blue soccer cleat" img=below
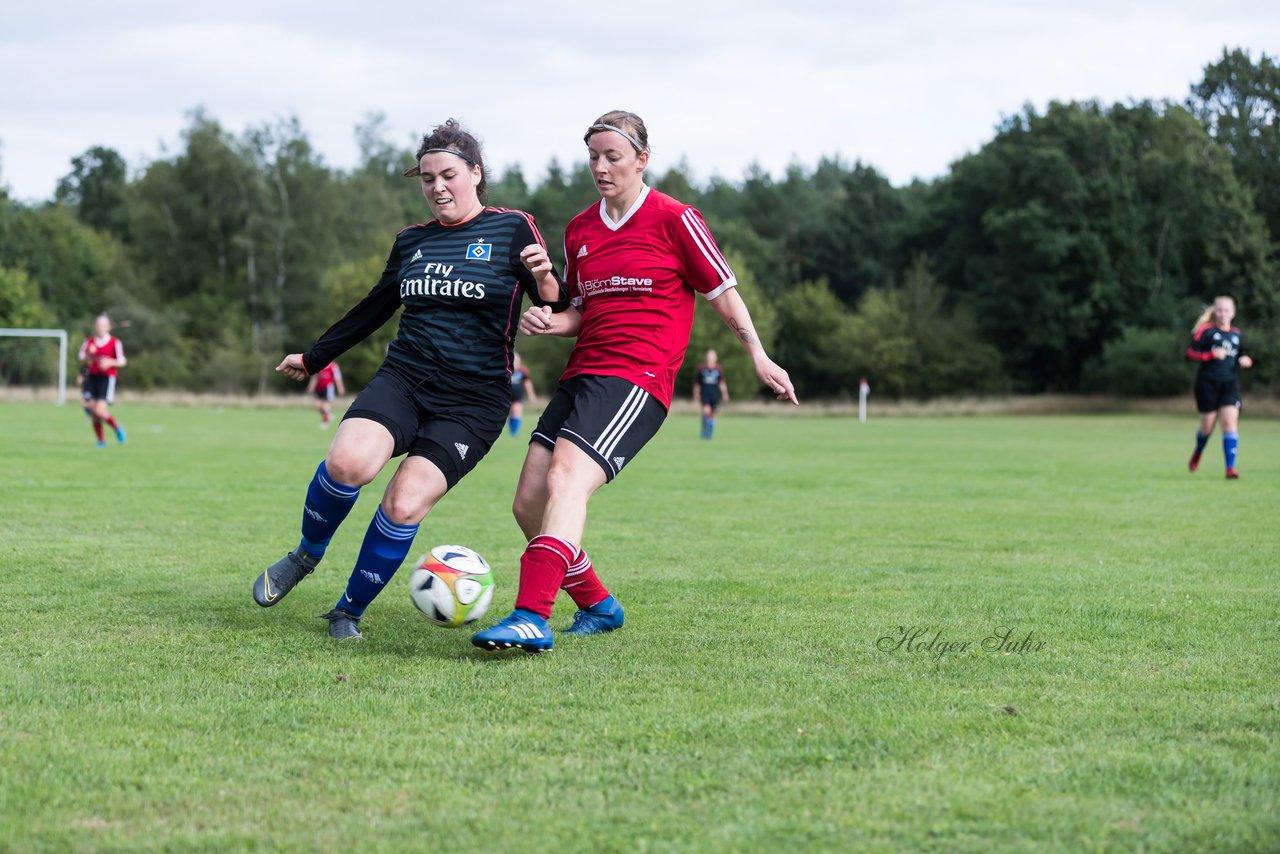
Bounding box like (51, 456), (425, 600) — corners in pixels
(95, 440), (107, 448)
(471, 609), (553, 653)
(115, 426), (126, 444)
(563, 595), (624, 636)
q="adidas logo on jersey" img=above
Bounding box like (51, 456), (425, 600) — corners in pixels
(613, 456), (626, 470)
(455, 442), (469, 460)
(577, 244), (588, 258)
(411, 249), (424, 261)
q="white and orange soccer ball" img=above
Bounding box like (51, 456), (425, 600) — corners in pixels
(407, 545), (495, 628)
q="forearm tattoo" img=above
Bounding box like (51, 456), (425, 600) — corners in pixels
(729, 318), (756, 346)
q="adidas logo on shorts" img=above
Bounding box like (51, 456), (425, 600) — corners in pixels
(613, 456), (626, 470)
(455, 442), (469, 460)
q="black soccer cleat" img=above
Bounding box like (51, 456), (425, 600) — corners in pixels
(321, 608), (362, 640)
(253, 549), (319, 607)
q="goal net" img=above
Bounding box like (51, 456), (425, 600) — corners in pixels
(0, 328), (68, 404)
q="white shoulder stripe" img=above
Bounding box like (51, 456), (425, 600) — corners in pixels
(681, 209), (726, 265)
(681, 210), (733, 281)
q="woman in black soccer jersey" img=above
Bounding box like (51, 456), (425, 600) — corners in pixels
(1186, 295), (1253, 479)
(252, 119), (564, 640)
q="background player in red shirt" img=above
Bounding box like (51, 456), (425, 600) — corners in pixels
(77, 313), (126, 447)
(305, 361), (346, 428)
(1185, 295), (1253, 478)
(473, 110), (797, 653)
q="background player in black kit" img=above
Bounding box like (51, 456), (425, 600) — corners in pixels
(1186, 295), (1253, 479)
(693, 348), (729, 439)
(252, 119), (565, 639)
(508, 351), (536, 436)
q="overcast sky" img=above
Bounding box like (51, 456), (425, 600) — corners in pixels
(2, 1), (1277, 203)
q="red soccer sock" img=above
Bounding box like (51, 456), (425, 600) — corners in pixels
(92, 419), (104, 442)
(513, 535), (576, 619)
(562, 548), (610, 609)
(104, 415), (119, 429)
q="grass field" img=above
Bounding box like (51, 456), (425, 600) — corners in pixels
(1, 402), (1277, 851)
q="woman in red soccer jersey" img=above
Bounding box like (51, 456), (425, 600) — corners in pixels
(306, 360), (346, 428)
(1185, 295), (1253, 478)
(78, 313), (127, 447)
(473, 110), (797, 653)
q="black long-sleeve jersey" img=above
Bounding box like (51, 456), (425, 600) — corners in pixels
(302, 208), (563, 386)
(1187, 323), (1247, 382)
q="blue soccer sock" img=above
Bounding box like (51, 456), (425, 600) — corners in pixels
(336, 506), (419, 617)
(1223, 432), (1238, 470)
(298, 461), (361, 558)
(1193, 431), (1210, 456)
(700, 415), (709, 438)
(706, 416), (715, 439)
(509, 416), (522, 435)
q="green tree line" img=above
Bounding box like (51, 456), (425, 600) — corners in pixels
(1, 48), (1277, 400)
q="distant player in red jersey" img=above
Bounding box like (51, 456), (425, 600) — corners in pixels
(1185, 295), (1253, 478)
(77, 313), (126, 448)
(306, 361), (346, 428)
(473, 110), (797, 653)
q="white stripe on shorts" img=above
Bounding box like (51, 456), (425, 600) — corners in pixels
(595, 385), (649, 461)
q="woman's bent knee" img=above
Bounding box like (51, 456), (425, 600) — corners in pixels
(324, 450), (381, 487)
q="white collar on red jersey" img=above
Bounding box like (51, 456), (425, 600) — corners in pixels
(597, 184), (650, 232)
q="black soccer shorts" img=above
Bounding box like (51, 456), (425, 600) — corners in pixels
(1194, 375), (1241, 413)
(343, 363), (506, 488)
(531, 375), (668, 482)
(84, 374), (115, 403)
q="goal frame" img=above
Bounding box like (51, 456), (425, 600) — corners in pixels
(0, 328), (68, 405)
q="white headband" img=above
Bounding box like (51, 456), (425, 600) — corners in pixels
(585, 123), (646, 153)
